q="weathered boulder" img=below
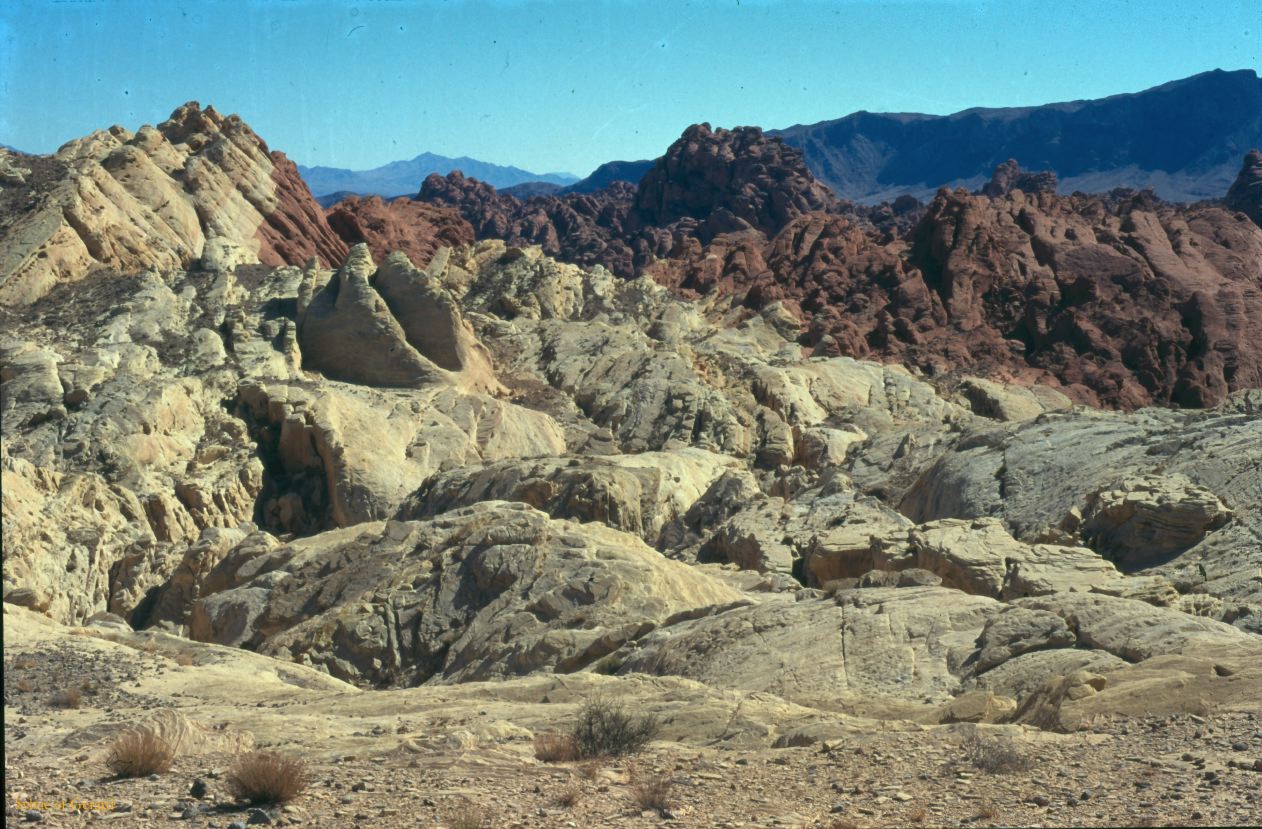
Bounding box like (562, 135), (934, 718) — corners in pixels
(1080, 474), (1234, 567)
(297, 245), (501, 393)
(618, 587), (1001, 710)
(189, 502), (747, 685)
(399, 448), (739, 547)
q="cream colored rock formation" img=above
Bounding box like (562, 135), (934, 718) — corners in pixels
(0, 103), (345, 306)
(3, 234), (1259, 745)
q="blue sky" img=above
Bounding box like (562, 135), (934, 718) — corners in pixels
(1, 0), (1257, 176)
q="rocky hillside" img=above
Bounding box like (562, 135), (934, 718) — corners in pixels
(410, 124), (1262, 409)
(3, 106), (1261, 829)
(0, 103), (349, 306)
(772, 68), (1262, 202)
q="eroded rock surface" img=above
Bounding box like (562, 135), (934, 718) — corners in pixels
(0, 103), (348, 305)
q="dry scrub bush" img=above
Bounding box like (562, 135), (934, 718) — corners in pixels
(630, 768), (675, 816)
(908, 807), (928, 823)
(226, 751), (309, 804)
(449, 802), (490, 829)
(51, 686), (83, 708)
(570, 696), (659, 759)
(534, 731), (578, 763)
(107, 729), (176, 777)
(963, 734), (1033, 774)
(552, 783), (582, 808)
(976, 802), (1000, 820)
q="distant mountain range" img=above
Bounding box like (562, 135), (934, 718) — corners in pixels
(770, 68), (1262, 203)
(297, 69), (1261, 207)
(297, 153), (578, 200)
(555, 69), (1262, 205)
(563, 159), (656, 194)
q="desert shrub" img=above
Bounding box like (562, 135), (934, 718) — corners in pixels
(569, 696), (659, 759)
(963, 734), (1033, 774)
(226, 751), (309, 804)
(533, 731), (578, 763)
(449, 803), (490, 829)
(107, 729), (176, 777)
(553, 783), (582, 808)
(51, 686), (83, 708)
(630, 768), (674, 816)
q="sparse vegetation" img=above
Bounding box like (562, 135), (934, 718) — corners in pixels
(630, 767), (674, 816)
(962, 733), (1033, 774)
(106, 729), (176, 778)
(552, 783), (582, 808)
(578, 759), (603, 781)
(449, 802), (490, 829)
(908, 807), (928, 823)
(976, 802), (1000, 820)
(569, 696), (660, 759)
(533, 731), (578, 763)
(51, 686), (83, 708)
(15, 678), (35, 693)
(226, 750), (310, 804)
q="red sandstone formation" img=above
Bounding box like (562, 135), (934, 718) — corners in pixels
(1225, 149), (1262, 228)
(325, 195), (474, 268)
(409, 127), (1262, 409)
(258, 151), (349, 267)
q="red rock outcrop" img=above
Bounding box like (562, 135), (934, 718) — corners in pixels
(902, 186), (1262, 407)
(1225, 149), (1262, 227)
(420, 171), (647, 275)
(411, 134), (1262, 409)
(981, 159), (1059, 197)
(634, 123), (839, 233)
(325, 195), (474, 268)
(257, 150), (349, 268)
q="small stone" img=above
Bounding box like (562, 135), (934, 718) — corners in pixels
(228, 823), (247, 829)
(247, 807), (272, 824)
(23, 811), (42, 823)
(893, 792), (912, 802)
(190, 778), (208, 799)
(1031, 796), (1050, 807)
(830, 803), (847, 814)
(1232, 742), (1248, 751)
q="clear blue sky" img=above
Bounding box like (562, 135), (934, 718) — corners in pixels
(1, 0), (1257, 177)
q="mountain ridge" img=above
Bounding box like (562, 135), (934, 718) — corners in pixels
(770, 68), (1262, 203)
(298, 152), (577, 199)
